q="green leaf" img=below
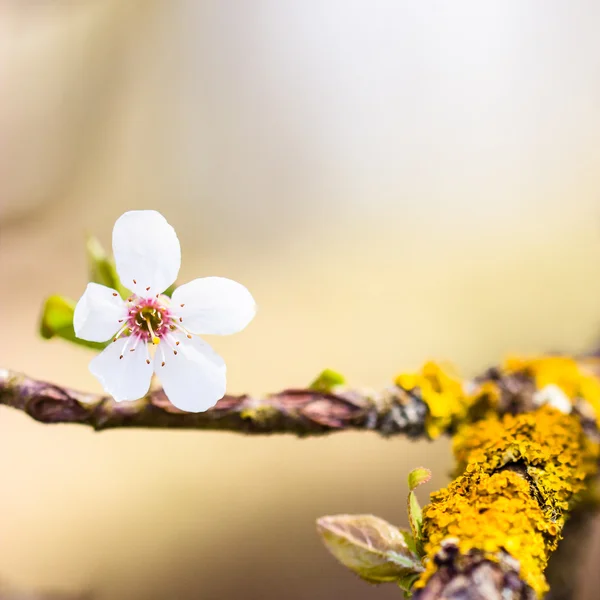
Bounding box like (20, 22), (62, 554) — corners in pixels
(397, 572), (422, 598)
(406, 467), (432, 557)
(316, 514), (423, 584)
(400, 529), (418, 557)
(408, 493), (422, 546)
(408, 467), (431, 492)
(39, 295), (107, 350)
(309, 369), (346, 392)
(86, 236), (128, 297)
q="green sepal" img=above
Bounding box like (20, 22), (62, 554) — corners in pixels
(86, 236), (128, 298)
(39, 295), (108, 350)
(309, 368), (346, 393)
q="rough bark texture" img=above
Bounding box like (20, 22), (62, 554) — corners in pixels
(412, 543), (534, 600)
(0, 369), (427, 436)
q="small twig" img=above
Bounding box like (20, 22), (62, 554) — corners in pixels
(0, 369), (427, 435)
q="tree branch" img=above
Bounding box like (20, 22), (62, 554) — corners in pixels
(4, 357), (600, 599)
(0, 368), (427, 435)
(413, 402), (600, 600)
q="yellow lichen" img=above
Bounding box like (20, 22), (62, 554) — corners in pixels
(395, 362), (468, 439)
(415, 406), (600, 598)
(395, 355), (600, 440)
(239, 403), (278, 424)
(394, 356), (600, 595)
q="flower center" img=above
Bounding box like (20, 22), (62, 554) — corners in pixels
(135, 306), (164, 343)
(111, 294), (194, 365)
(123, 296), (173, 345)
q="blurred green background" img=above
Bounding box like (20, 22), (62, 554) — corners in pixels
(2, 2), (600, 599)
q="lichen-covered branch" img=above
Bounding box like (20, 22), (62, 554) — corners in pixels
(413, 407), (599, 599)
(307, 357), (600, 599)
(6, 357), (596, 438)
(0, 369), (427, 435)
(413, 357), (600, 600)
(3, 356), (600, 440)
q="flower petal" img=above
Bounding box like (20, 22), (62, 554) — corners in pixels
(171, 277), (256, 335)
(155, 333), (226, 412)
(112, 210), (181, 296)
(73, 282), (128, 342)
(89, 337), (153, 402)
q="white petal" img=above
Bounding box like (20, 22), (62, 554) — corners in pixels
(155, 333), (226, 412)
(171, 277), (256, 335)
(112, 210), (181, 297)
(89, 337), (153, 402)
(73, 282), (128, 343)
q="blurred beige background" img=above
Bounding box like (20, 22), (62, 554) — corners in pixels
(2, 1), (600, 599)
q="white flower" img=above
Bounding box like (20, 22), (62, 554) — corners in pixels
(73, 210), (256, 412)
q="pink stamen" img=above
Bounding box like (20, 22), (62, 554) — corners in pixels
(171, 320), (194, 339)
(113, 323), (129, 343)
(118, 294), (174, 347)
(161, 333), (181, 357)
(118, 334), (136, 359)
(158, 344), (167, 367)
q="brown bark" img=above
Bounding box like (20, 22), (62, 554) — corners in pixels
(0, 369), (426, 435)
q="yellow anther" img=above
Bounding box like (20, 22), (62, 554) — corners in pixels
(152, 336), (160, 345)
